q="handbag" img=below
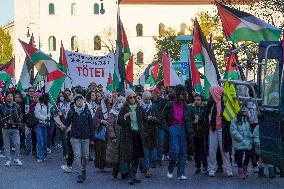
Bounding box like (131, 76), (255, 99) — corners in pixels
(95, 126), (107, 141)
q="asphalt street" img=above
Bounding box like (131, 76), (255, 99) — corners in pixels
(0, 149), (284, 189)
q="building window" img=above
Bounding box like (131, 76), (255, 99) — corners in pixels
(136, 23), (143, 37)
(71, 3), (77, 15)
(137, 51), (144, 64)
(94, 35), (101, 50)
(49, 3), (55, 15)
(94, 3), (100, 14)
(180, 23), (187, 35)
(71, 36), (79, 51)
(159, 23), (165, 36)
(48, 36), (56, 51)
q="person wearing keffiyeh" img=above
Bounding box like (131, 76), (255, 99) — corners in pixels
(140, 91), (160, 178)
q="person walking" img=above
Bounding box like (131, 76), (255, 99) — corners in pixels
(161, 85), (193, 180)
(0, 92), (23, 166)
(207, 86), (233, 177)
(118, 89), (145, 185)
(59, 94), (94, 183)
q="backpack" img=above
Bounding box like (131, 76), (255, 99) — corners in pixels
(25, 110), (38, 128)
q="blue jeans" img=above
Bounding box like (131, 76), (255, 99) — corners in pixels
(144, 148), (155, 171)
(25, 125), (32, 152)
(35, 123), (47, 160)
(168, 124), (187, 177)
(157, 128), (165, 161)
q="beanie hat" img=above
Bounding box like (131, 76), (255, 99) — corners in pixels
(142, 91), (152, 100)
(73, 94), (84, 102)
(125, 89), (136, 99)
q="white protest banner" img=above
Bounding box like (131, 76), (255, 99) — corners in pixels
(65, 50), (114, 88)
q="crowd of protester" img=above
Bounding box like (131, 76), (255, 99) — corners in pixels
(0, 83), (282, 185)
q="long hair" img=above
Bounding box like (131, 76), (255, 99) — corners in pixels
(236, 111), (249, 125)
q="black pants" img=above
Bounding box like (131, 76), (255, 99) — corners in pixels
(194, 136), (208, 169)
(129, 132), (143, 179)
(235, 150), (252, 168)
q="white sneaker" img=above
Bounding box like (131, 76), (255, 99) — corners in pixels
(226, 172), (233, 177)
(209, 171), (215, 177)
(0, 154), (5, 158)
(61, 165), (72, 173)
(47, 148), (52, 154)
(5, 161), (12, 166)
(167, 172), (173, 179)
(177, 175), (188, 180)
(14, 159), (23, 166)
(37, 159), (43, 163)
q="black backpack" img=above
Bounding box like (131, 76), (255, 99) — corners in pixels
(25, 110), (38, 128)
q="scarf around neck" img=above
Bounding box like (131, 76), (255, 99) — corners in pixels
(74, 103), (85, 115)
(140, 101), (152, 112)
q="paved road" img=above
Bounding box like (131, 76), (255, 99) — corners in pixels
(0, 149), (284, 189)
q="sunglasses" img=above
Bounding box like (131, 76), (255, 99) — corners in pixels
(129, 96), (136, 99)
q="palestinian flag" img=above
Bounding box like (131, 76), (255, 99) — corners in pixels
(189, 52), (203, 95)
(193, 18), (220, 99)
(138, 61), (160, 86)
(59, 42), (68, 73)
(17, 35), (35, 91)
(126, 55), (134, 85)
(216, 2), (281, 43)
(0, 58), (15, 82)
(19, 39), (61, 77)
(223, 53), (240, 80)
(106, 73), (113, 92)
(162, 52), (181, 87)
(114, 13), (131, 93)
(45, 69), (66, 104)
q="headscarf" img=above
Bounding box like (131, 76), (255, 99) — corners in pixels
(110, 96), (126, 116)
(210, 86), (223, 129)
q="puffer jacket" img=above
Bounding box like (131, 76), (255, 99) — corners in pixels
(34, 103), (50, 123)
(230, 118), (253, 150)
(253, 125), (260, 154)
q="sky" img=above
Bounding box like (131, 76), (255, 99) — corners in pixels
(0, 0), (14, 26)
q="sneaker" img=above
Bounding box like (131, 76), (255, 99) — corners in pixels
(47, 148), (52, 154)
(0, 154), (5, 158)
(61, 165), (72, 173)
(177, 175), (188, 180)
(14, 159), (23, 166)
(5, 161), (12, 166)
(209, 171), (215, 177)
(37, 159), (43, 163)
(11, 147), (15, 152)
(167, 172), (173, 179)
(227, 172), (234, 177)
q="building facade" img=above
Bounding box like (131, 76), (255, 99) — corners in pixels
(14, 0), (214, 81)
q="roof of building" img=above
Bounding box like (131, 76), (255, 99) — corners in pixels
(1, 21), (14, 30)
(120, 0), (213, 4)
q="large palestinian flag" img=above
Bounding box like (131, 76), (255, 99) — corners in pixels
(193, 18), (220, 99)
(113, 13), (131, 92)
(19, 39), (65, 104)
(19, 39), (61, 77)
(216, 2), (281, 43)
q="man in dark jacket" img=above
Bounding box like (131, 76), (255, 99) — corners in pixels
(162, 85), (193, 180)
(191, 94), (208, 174)
(0, 92), (23, 166)
(59, 94), (94, 183)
